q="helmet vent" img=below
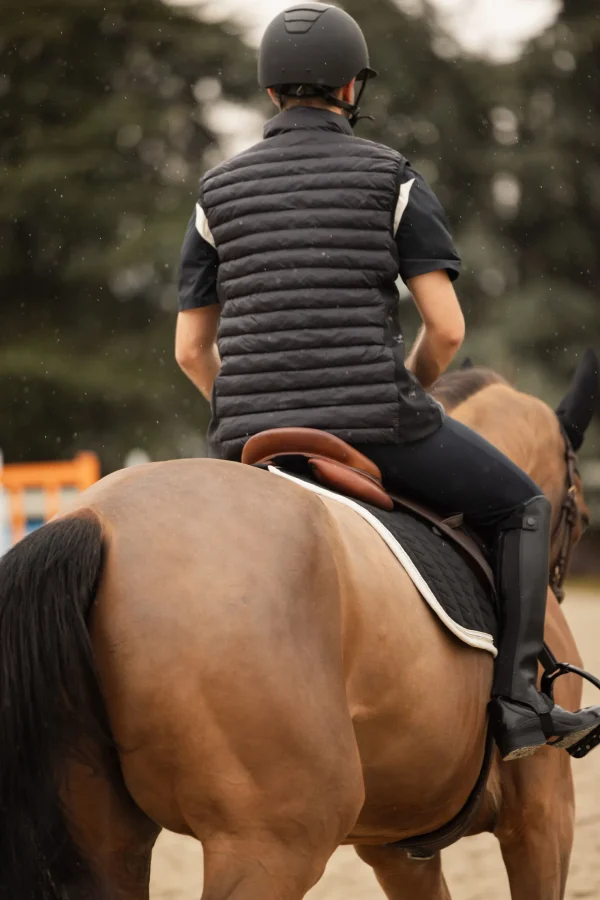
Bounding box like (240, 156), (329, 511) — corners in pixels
(284, 7), (326, 34)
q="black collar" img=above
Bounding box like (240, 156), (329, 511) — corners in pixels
(264, 107), (354, 139)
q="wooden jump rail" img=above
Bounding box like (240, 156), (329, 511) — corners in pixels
(0, 452), (101, 544)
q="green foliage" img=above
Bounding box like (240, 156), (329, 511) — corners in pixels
(486, 0), (600, 386)
(0, 0), (254, 468)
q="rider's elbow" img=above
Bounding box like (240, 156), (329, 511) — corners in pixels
(435, 316), (465, 353)
(175, 341), (199, 375)
(445, 324), (465, 352)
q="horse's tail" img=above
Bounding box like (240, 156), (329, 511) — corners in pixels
(0, 510), (111, 900)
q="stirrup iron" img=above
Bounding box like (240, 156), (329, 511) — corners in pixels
(539, 643), (600, 758)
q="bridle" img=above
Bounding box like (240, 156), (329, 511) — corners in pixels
(549, 426), (580, 603)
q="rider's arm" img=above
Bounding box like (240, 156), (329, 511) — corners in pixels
(175, 206), (221, 401)
(176, 307), (221, 401)
(405, 271), (465, 388)
(394, 167), (464, 388)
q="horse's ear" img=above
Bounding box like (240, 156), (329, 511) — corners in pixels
(461, 357), (474, 370)
(556, 348), (599, 451)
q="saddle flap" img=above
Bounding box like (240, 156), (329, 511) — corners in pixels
(308, 457), (394, 512)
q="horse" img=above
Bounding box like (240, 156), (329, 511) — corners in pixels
(0, 353), (596, 900)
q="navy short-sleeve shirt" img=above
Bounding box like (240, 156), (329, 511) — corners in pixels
(394, 165), (461, 285)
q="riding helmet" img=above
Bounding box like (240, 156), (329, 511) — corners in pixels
(258, 3), (377, 122)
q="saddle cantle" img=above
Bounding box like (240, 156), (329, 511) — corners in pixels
(242, 426), (395, 511)
(242, 426), (495, 593)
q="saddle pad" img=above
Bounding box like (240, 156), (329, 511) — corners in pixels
(269, 467), (498, 656)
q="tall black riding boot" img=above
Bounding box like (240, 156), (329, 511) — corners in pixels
(489, 495), (600, 761)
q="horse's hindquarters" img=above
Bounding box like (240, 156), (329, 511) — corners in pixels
(87, 461), (365, 849)
(75, 458), (492, 866)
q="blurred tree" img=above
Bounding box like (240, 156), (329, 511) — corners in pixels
(0, 0), (255, 469)
(477, 0), (600, 399)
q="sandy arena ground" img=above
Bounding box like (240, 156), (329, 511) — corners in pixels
(150, 589), (600, 899)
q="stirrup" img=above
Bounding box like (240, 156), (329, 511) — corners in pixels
(539, 645), (600, 759)
(568, 724), (600, 758)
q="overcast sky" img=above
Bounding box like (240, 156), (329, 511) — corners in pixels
(176, 0), (560, 62)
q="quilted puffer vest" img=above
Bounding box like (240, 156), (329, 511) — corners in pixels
(200, 107), (443, 460)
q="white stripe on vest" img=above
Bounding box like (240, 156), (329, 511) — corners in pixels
(393, 177), (416, 236)
(195, 203), (216, 248)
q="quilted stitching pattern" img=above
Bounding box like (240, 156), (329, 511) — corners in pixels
(361, 502), (498, 641)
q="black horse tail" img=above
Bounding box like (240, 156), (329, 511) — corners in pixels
(0, 511), (111, 900)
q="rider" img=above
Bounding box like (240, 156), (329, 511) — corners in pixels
(176, 2), (600, 760)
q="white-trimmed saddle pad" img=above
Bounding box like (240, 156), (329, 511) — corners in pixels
(269, 466), (497, 657)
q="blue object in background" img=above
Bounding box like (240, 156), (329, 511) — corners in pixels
(0, 452), (12, 556)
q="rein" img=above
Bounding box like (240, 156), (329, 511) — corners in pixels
(549, 428), (580, 603)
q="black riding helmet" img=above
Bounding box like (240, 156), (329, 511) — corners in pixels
(258, 3), (377, 127)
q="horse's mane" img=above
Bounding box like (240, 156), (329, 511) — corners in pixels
(431, 366), (509, 412)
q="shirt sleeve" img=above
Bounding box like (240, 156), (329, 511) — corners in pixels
(394, 166), (461, 285)
(178, 205), (220, 310)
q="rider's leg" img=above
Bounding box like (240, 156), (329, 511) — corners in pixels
(355, 416), (539, 530)
(489, 497), (600, 760)
(353, 417), (600, 760)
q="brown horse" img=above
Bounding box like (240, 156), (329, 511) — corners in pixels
(0, 358), (595, 900)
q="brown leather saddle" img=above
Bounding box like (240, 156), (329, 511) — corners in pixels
(242, 426), (495, 594)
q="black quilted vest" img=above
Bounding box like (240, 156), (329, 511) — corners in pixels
(200, 107), (443, 460)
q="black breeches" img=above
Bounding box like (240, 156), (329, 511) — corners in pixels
(353, 416), (542, 539)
